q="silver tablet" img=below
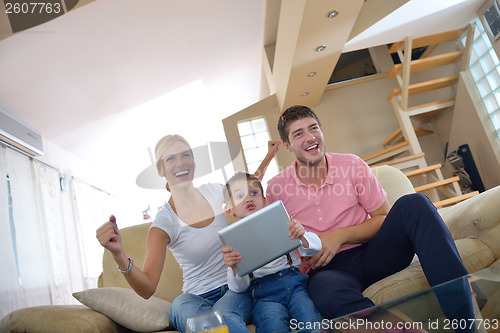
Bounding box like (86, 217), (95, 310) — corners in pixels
(217, 200), (301, 276)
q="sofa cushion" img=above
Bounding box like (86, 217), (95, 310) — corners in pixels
(363, 238), (494, 305)
(371, 165), (415, 207)
(363, 261), (429, 305)
(455, 238), (495, 274)
(73, 287), (172, 332)
(0, 305), (120, 333)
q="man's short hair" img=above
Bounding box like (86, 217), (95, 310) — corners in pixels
(277, 105), (321, 143)
(224, 171), (263, 205)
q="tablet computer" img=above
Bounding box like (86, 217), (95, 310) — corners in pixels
(217, 200), (301, 276)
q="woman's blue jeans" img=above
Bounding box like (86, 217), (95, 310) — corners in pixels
(170, 284), (253, 333)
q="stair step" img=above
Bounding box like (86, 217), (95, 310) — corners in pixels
(371, 152), (426, 168)
(407, 98), (455, 117)
(434, 191), (479, 208)
(389, 27), (467, 53)
(387, 75), (458, 100)
(414, 176), (460, 192)
(382, 127), (433, 147)
(404, 164), (442, 178)
(388, 51), (463, 77)
(362, 141), (409, 164)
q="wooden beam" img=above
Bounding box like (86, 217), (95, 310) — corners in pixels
(460, 23), (475, 71)
(388, 41), (404, 54)
(400, 35), (413, 110)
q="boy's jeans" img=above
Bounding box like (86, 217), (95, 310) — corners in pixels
(251, 268), (322, 333)
(170, 284), (252, 333)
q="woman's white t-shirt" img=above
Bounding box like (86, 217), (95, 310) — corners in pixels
(151, 183), (228, 295)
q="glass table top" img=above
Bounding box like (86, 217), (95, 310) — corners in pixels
(295, 264), (500, 333)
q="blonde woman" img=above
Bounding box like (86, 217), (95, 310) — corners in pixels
(97, 135), (280, 333)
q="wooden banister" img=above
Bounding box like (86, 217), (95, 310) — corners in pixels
(382, 127), (433, 147)
(362, 141), (408, 162)
(371, 153), (425, 167)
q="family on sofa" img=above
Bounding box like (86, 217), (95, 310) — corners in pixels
(95, 105), (475, 333)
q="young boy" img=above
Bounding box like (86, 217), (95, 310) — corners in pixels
(222, 171), (323, 333)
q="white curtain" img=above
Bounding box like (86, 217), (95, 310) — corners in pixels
(71, 177), (119, 289)
(0, 147), (27, 315)
(0, 147), (51, 316)
(0, 145), (115, 317)
(32, 159), (84, 305)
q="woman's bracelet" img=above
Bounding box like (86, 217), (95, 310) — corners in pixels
(117, 257), (134, 274)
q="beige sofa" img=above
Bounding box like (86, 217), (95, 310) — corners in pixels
(2, 165), (500, 333)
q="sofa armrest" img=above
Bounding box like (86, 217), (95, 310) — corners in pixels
(439, 185), (500, 258)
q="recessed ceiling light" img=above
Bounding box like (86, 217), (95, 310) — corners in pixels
(315, 45), (326, 52)
(301, 92), (309, 96)
(308, 72), (317, 77)
(328, 10), (339, 18)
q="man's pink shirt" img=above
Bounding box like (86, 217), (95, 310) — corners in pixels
(266, 153), (387, 254)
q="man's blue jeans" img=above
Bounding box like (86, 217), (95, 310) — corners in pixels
(251, 268), (323, 333)
(307, 193), (474, 333)
(170, 284), (253, 333)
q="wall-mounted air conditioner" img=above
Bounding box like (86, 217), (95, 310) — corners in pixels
(0, 108), (43, 156)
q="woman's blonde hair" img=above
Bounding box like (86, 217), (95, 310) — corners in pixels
(155, 134), (192, 175)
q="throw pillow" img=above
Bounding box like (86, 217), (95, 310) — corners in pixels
(73, 287), (172, 332)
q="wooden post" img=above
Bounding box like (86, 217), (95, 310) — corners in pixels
(401, 36), (413, 111)
(460, 23), (475, 72)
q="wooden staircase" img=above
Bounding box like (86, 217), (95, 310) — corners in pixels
(382, 127), (433, 149)
(364, 26), (479, 208)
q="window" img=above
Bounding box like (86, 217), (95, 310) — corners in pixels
(237, 118), (279, 185)
(461, 18), (500, 140)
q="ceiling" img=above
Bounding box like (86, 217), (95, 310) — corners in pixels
(0, 0), (487, 207)
(262, 0), (485, 110)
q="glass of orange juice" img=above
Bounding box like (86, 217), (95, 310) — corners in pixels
(186, 309), (229, 333)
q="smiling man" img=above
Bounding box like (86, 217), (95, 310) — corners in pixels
(265, 105), (474, 331)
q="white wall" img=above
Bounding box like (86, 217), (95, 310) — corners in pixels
(314, 77), (400, 158)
